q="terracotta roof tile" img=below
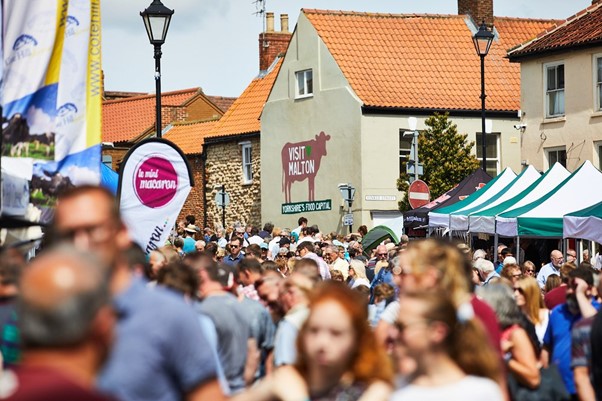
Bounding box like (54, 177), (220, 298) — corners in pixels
(163, 119), (218, 155)
(102, 88), (201, 143)
(206, 95), (237, 113)
(303, 10), (558, 112)
(508, 2), (602, 59)
(206, 58), (283, 139)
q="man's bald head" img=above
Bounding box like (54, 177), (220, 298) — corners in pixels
(19, 245), (111, 348)
(550, 250), (564, 268)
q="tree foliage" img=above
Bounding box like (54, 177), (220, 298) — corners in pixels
(397, 112), (480, 211)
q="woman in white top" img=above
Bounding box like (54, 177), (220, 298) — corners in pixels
(348, 259), (371, 289)
(390, 291), (503, 401)
(515, 276), (549, 344)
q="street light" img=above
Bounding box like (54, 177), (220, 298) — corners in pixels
(141, 0), (174, 138)
(472, 21), (494, 172)
(338, 183), (356, 234)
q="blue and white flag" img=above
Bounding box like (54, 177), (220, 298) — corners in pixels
(1, 0), (102, 222)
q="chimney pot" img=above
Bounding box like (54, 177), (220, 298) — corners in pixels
(266, 12), (274, 32)
(280, 14), (289, 33)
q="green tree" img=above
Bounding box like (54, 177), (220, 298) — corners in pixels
(397, 112), (480, 211)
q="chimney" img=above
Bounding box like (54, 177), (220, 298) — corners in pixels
(280, 14), (289, 33)
(458, 0), (494, 27)
(266, 12), (274, 32)
(259, 13), (292, 71)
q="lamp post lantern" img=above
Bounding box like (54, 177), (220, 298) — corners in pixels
(472, 21), (494, 172)
(141, 0), (174, 138)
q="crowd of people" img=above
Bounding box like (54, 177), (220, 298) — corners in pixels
(0, 185), (602, 400)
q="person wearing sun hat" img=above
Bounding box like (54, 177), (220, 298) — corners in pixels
(183, 224), (197, 254)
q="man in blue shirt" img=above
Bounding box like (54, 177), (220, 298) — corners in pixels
(223, 237), (244, 266)
(537, 249), (563, 288)
(52, 186), (225, 401)
(543, 267), (600, 398)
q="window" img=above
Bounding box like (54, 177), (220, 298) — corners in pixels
(102, 154), (113, 169)
(547, 147), (567, 168)
(399, 131), (413, 175)
(241, 142), (252, 184)
(476, 133), (500, 177)
(594, 56), (602, 111)
(295, 69), (313, 98)
(545, 63), (565, 117)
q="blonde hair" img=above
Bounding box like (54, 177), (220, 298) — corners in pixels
(517, 277), (544, 323)
(349, 259), (368, 280)
(403, 239), (471, 307)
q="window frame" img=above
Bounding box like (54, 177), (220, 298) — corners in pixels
(295, 69), (313, 99)
(594, 54), (602, 111)
(399, 131), (413, 175)
(240, 141), (253, 185)
(545, 146), (567, 169)
(102, 154), (113, 169)
(475, 132), (501, 177)
(544, 61), (565, 118)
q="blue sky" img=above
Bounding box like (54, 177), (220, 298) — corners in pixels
(101, 0), (592, 98)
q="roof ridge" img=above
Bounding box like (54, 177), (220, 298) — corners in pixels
(303, 8), (559, 22)
(103, 87), (201, 105)
(303, 9), (467, 19)
(171, 118), (220, 126)
(508, 1), (602, 56)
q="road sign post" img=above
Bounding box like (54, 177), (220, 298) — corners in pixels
(408, 179), (430, 209)
(215, 185), (230, 228)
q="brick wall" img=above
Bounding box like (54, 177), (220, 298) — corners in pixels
(102, 147), (129, 171)
(186, 97), (223, 121)
(178, 154), (205, 226)
(458, 0), (493, 26)
(205, 136), (261, 229)
(259, 31), (291, 71)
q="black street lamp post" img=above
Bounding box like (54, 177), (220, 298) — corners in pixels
(141, 0), (174, 138)
(472, 21), (494, 172)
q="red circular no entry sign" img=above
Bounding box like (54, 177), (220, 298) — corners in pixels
(408, 179), (430, 209)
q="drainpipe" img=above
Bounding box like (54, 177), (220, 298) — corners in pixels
(201, 146), (208, 229)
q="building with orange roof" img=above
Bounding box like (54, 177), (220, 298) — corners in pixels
(508, 1), (602, 172)
(260, 0), (558, 232)
(163, 119), (218, 220)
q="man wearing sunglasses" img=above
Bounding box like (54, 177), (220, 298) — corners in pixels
(224, 237), (244, 267)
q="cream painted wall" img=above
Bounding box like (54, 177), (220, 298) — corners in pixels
(519, 46), (602, 172)
(261, 14), (364, 233)
(261, 12), (523, 233)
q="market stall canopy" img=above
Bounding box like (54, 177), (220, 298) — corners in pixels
(563, 200), (602, 242)
(101, 163), (119, 195)
(362, 216), (404, 255)
(497, 161), (602, 237)
(470, 163), (569, 234)
(429, 168), (516, 230)
(462, 165), (540, 233)
(403, 168), (491, 233)
(450, 166), (540, 232)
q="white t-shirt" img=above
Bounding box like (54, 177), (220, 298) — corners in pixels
(390, 375), (503, 401)
(379, 300), (400, 324)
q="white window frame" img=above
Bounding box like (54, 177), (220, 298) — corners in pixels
(240, 141), (252, 185)
(595, 141), (602, 170)
(544, 61), (565, 118)
(475, 133), (500, 176)
(545, 146), (567, 169)
(295, 69), (313, 99)
(594, 54), (602, 111)
(399, 132), (413, 175)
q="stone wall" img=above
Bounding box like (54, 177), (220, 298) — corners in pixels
(205, 136), (261, 229)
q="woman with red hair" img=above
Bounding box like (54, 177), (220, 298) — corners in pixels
(233, 281), (393, 400)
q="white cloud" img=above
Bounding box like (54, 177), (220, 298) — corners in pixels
(65, 165), (100, 186)
(26, 106), (53, 135)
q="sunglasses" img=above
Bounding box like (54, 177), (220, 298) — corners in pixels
(230, 245), (240, 248)
(524, 269), (534, 273)
(513, 287), (525, 295)
(378, 253), (388, 257)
